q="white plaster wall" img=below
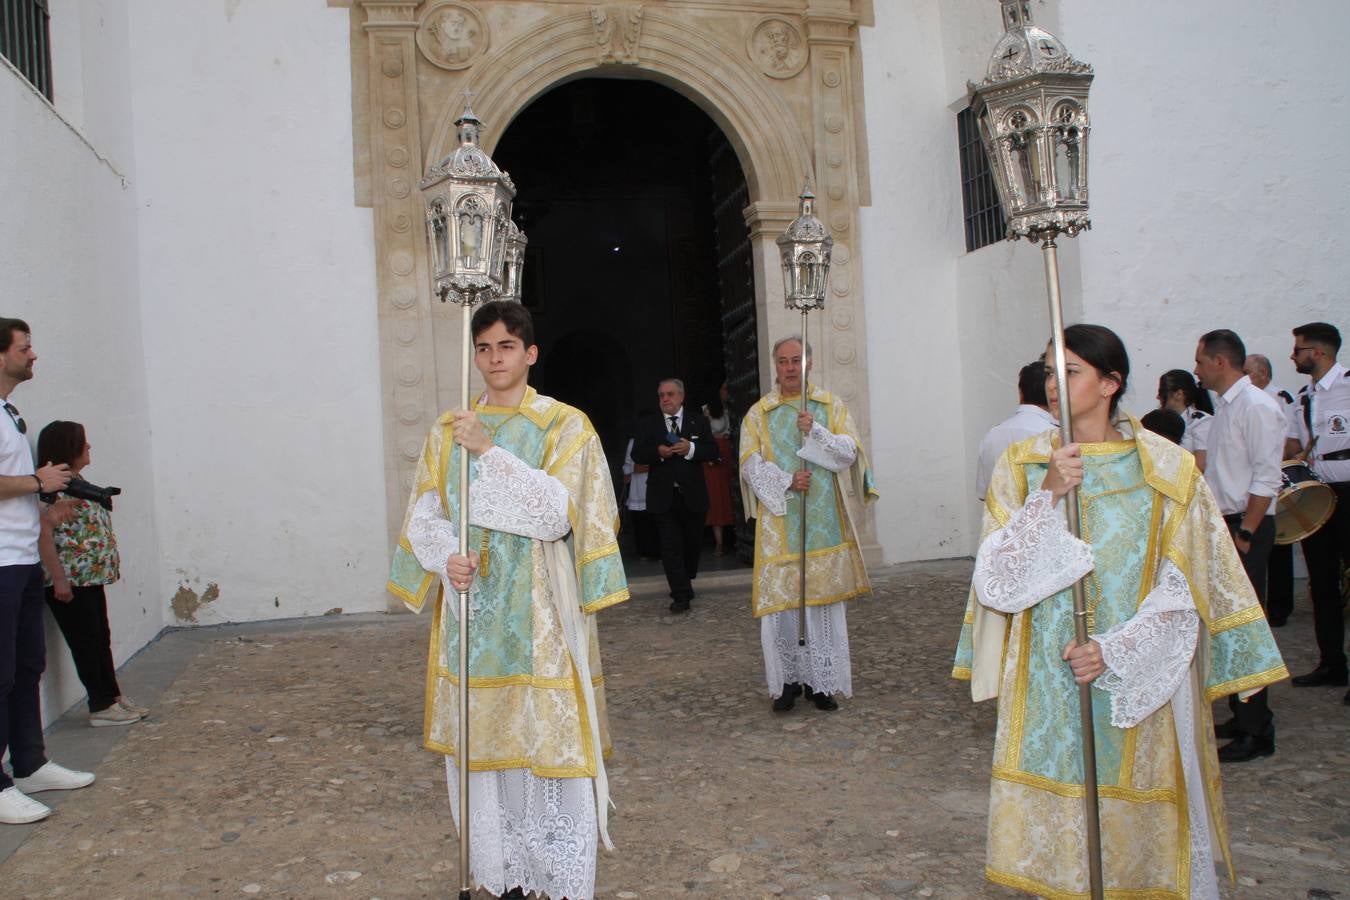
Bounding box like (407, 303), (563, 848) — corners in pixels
(1061, 0), (1350, 413)
(0, 2), (163, 720)
(127, 1), (385, 625)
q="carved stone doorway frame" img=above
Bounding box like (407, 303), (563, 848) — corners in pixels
(349, 1), (880, 606)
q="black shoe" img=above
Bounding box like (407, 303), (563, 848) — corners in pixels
(1213, 718), (1240, 740)
(1268, 615), (1288, 628)
(1217, 732), (1275, 763)
(809, 689), (839, 711)
(501, 889), (526, 900)
(772, 683), (801, 712)
(1291, 665), (1349, 687)
(668, 597), (690, 614)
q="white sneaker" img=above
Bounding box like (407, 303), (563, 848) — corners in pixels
(90, 704), (143, 727)
(12, 761), (95, 793)
(0, 786), (51, 824)
(117, 696), (149, 717)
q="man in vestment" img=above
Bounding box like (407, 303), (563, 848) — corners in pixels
(387, 301), (627, 900)
(739, 337), (877, 712)
(954, 419), (1287, 898)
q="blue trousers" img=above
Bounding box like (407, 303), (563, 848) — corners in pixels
(0, 563), (49, 789)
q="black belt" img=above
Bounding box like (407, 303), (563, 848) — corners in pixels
(1320, 448), (1350, 462)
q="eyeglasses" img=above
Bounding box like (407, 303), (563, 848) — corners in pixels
(3, 403), (25, 435)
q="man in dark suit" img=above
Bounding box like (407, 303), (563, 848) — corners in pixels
(632, 378), (718, 613)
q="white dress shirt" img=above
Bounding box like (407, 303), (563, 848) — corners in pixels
(1180, 406), (1213, 454)
(0, 397), (40, 565)
(975, 404), (1058, 500)
(1202, 375), (1285, 516)
(1288, 362), (1350, 484)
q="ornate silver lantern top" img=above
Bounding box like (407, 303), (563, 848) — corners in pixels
(969, 0), (1093, 242)
(776, 185), (833, 311)
(499, 220), (528, 304)
(421, 94), (518, 304)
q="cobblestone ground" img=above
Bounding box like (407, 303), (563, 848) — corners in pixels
(5, 561), (1347, 898)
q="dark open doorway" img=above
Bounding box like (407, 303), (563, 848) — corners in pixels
(494, 77), (760, 565)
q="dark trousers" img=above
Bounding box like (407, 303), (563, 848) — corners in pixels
(45, 583), (121, 713)
(627, 509), (660, 560)
(0, 564), (49, 789)
(654, 490), (704, 602)
(1300, 482), (1350, 671)
(1224, 515), (1275, 737)
(1265, 543), (1294, 623)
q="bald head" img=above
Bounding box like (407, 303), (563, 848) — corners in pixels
(1243, 353), (1273, 389)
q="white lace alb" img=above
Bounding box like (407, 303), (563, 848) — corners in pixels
(761, 604), (853, 697)
(741, 451), (793, 518)
(469, 445), (570, 541)
(796, 421), (856, 472)
(973, 489), (1094, 614)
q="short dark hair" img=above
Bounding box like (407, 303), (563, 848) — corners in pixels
(37, 421), (85, 468)
(1139, 408), (1185, 445)
(1158, 369), (1213, 415)
(1061, 324), (1130, 417)
(1293, 321), (1341, 354)
(1017, 361), (1048, 407)
(471, 301), (535, 347)
(0, 318), (31, 353)
(1199, 329), (1246, 369)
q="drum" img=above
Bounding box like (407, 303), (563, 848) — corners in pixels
(1274, 460), (1337, 545)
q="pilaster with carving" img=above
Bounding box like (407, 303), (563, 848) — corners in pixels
(361, 0), (443, 607)
(803, 2), (880, 563)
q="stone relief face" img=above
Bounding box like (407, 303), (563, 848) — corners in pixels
(750, 18), (805, 79)
(417, 3), (488, 71)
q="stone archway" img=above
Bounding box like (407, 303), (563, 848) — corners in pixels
(350, 2), (879, 599)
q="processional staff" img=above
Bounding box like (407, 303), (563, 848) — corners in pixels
(420, 93), (528, 900)
(968, 1), (1103, 896)
(776, 186), (833, 646)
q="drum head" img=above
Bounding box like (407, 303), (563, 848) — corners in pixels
(1276, 481), (1337, 545)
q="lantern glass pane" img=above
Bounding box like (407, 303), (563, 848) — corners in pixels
(432, 217), (449, 278)
(458, 213), (482, 265)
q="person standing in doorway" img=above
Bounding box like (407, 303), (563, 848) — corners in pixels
(702, 382), (736, 557)
(632, 378), (717, 613)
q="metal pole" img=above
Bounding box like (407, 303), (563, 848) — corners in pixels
(797, 308), (809, 647)
(1041, 235), (1104, 900)
(457, 299), (473, 900)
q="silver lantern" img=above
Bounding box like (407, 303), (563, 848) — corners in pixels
(776, 185), (833, 312)
(968, 0), (1093, 242)
(499, 219), (529, 304)
(421, 98), (517, 303)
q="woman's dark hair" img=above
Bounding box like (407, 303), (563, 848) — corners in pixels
(1061, 324), (1130, 417)
(1157, 368), (1214, 415)
(38, 421), (86, 467)
(1140, 408), (1185, 445)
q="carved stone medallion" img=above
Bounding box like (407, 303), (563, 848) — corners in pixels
(416, 2), (488, 71)
(747, 16), (806, 79)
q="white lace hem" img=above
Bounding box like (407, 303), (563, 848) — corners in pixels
(470, 445), (570, 541)
(1093, 560), (1200, 728)
(796, 421), (856, 472)
(761, 605), (853, 697)
(742, 452), (792, 518)
(445, 760), (598, 900)
(973, 489), (1095, 614)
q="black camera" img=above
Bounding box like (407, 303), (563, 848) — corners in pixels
(40, 476), (122, 511)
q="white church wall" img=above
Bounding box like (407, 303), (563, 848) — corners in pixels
(1061, 0), (1350, 414)
(1, 2), (164, 720)
(127, 1), (386, 625)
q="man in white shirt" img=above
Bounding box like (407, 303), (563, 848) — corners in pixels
(975, 361), (1057, 501)
(1244, 353), (1297, 626)
(0, 318), (96, 825)
(1194, 328), (1286, 761)
(1284, 322), (1350, 704)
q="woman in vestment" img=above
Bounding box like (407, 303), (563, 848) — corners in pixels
(954, 325), (1286, 899)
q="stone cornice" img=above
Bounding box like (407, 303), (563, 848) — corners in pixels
(361, 0), (420, 30)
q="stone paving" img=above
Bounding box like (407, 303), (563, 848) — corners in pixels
(3, 561), (1347, 898)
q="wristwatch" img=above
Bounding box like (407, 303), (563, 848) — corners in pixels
(1236, 527), (1253, 543)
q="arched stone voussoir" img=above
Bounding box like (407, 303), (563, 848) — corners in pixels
(422, 9), (814, 206)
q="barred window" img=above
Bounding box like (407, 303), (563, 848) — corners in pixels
(957, 107), (1005, 252)
(1, 0), (53, 100)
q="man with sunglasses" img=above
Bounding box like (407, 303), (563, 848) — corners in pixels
(1286, 322), (1350, 705)
(0, 318), (96, 824)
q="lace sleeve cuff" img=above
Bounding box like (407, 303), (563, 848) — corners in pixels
(1093, 560), (1199, 728)
(796, 421), (857, 472)
(407, 490), (457, 574)
(973, 489), (1094, 613)
(742, 452), (791, 518)
(469, 445), (571, 542)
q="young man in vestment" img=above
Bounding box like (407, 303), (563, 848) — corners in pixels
(387, 301), (627, 900)
(739, 336), (877, 712)
(954, 324), (1287, 899)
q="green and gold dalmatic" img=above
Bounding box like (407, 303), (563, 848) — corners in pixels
(388, 387), (628, 775)
(954, 424), (1287, 899)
